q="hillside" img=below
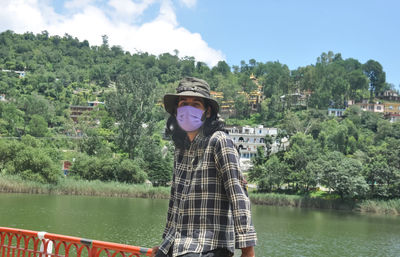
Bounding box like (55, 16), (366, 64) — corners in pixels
(0, 30), (399, 201)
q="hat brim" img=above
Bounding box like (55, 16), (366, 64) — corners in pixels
(163, 91), (219, 115)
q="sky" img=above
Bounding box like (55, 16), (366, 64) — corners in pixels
(1, 0), (399, 88)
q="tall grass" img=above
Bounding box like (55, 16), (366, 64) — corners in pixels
(357, 199), (400, 215)
(1, 175), (398, 215)
(249, 192), (356, 211)
(0, 175), (170, 199)
(0, 174), (51, 194)
(250, 192), (400, 215)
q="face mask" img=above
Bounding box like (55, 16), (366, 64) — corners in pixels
(176, 105), (205, 132)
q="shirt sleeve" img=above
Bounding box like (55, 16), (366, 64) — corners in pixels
(213, 132), (257, 249)
(162, 167), (176, 239)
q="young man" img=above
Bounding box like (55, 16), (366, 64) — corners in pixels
(152, 77), (257, 257)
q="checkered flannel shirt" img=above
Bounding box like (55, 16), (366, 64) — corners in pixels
(159, 130), (257, 256)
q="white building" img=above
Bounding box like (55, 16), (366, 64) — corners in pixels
(226, 125), (289, 170)
(328, 108), (346, 117)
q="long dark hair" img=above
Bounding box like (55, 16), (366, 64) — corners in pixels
(165, 109), (226, 150)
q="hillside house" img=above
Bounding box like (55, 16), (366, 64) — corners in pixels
(69, 101), (104, 122)
(388, 114), (400, 123)
(383, 102), (400, 115)
(70, 105), (94, 122)
(280, 92), (308, 110)
(226, 125), (289, 170)
(355, 100), (384, 113)
(248, 74), (265, 112)
(328, 108), (346, 117)
(378, 90), (400, 102)
(1, 69), (26, 78)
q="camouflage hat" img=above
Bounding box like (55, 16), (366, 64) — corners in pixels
(163, 77), (219, 115)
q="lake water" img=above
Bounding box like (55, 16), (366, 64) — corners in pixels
(0, 193), (399, 256)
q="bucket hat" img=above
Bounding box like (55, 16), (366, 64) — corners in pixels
(163, 77), (219, 115)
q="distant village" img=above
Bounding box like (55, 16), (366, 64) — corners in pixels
(328, 90), (400, 123)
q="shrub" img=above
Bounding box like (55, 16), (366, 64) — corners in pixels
(117, 159), (147, 184)
(12, 146), (59, 184)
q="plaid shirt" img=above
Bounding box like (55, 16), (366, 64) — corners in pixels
(159, 130), (257, 256)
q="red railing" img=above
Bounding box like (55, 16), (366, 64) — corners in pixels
(0, 227), (152, 257)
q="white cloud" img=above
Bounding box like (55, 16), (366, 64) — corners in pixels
(0, 0), (224, 67)
(48, 5), (114, 45)
(179, 0), (197, 8)
(157, 0), (178, 26)
(108, 0), (156, 22)
(64, 0), (95, 10)
(0, 0), (46, 32)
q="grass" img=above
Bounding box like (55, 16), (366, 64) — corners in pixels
(1, 175), (398, 215)
(0, 174), (170, 199)
(357, 199), (400, 215)
(249, 192), (356, 211)
(249, 191), (400, 215)
(0, 174), (51, 194)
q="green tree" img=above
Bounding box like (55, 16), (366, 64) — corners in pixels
(283, 133), (321, 191)
(234, 93), (251, 119)
(364, 140), (400, 198)
(346, 69), (369, 101)
(344, 105), (362, 127)
(97, 157), (119, 181)
(180, 56), (195, 77)
(17, 94), (55, 123)
(0, 140), (24, 173)
(213, 61), (231, 76)
(70, 154), (118, 181)
(0, 103), (24, 136)
(138, 136), (173, 187)
(116, 159), (147, 183)
(256, 155), (288, 192)
(106, 70), (159, 159)
(27, 114), (48, 137)
(147, 157), (172, 187)
(318, 152), (368, 199)
(7, 138), (60, 184)
(238, 73), (257, 93)
(363, 152), (391, 198)
(360, 111), (381, 132)
(78, 127), (106, 156)
(375, 119), (392, 142)
(318, 119), (353, 154)
(363, 60), (386, 97)
(281, 111), (303, 136)
(69, 153), (92, 179)
(251, 146), (267, 167)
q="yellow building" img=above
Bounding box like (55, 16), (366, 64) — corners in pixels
(384, 102), (400, 115)
(209, 74), (265, 116)
(355, 100), (385, 113)
(248, 74), (264, 112)
(210, 91), (224, 99)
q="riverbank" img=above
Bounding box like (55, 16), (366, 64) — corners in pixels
(251, 192), (400, 215)
(0, 175), (170, 199)
(1, 175), (399, 215)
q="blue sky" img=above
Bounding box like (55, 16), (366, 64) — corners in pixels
(1, 0), (399, 88)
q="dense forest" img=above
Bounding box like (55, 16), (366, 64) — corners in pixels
(0, 30), (399, 200)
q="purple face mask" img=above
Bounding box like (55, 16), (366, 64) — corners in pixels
(176, 105), (205, 132)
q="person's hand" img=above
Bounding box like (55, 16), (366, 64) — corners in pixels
(150, 246), (159, 257)
(241, 246), (255, 257)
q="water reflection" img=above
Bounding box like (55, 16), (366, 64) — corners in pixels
(0, 194), (399, 256)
